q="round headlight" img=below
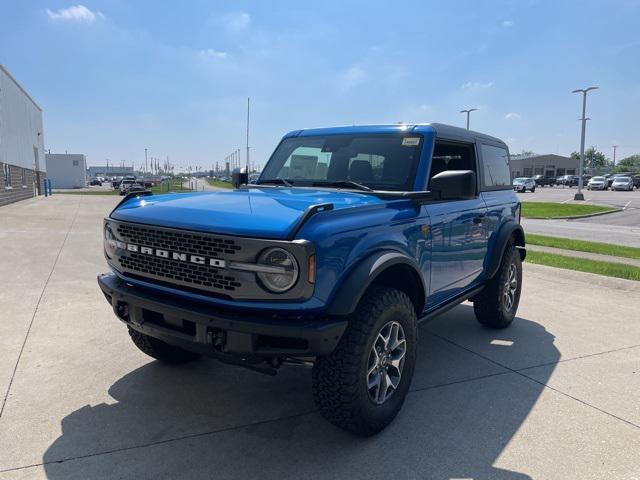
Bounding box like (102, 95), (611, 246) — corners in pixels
(257, 248), (299, 293)
(104, 223), (117, 259)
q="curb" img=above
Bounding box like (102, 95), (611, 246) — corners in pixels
(524, 208), (621, 220)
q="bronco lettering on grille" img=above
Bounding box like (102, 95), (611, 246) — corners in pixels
(112, 240), (226, 268)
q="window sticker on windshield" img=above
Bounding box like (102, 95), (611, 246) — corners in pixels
(402, 137), (420, 146)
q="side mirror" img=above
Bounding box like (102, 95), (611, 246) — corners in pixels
(430, 170), (476, 200)
(231, 168), (248, 188)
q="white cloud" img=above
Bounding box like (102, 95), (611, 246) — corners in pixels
(339, 65), (367, 91)
(199, 49), (228, 59)
(502, 20), (514, 27)
(505, 112), (522, 120)
(46, 4), (104, 23)
(224, 11), (251, 31)
(461, 81), (495, 90)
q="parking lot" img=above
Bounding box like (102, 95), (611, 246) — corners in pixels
(518, 186), (640, 246)
(1, 194), (640, 479)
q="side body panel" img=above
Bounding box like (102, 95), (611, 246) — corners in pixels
(425, 198), (489, 309)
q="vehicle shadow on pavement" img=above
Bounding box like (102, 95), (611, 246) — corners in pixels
(42, 305), (558, 480)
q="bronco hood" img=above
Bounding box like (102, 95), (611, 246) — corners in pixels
(110, 188), (385, 239)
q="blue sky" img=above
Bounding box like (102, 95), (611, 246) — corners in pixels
(1, 0), (639, 169)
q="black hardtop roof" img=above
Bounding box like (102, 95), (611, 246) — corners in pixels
(425, 123), (507, 146)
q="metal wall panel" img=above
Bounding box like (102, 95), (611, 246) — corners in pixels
(0, 65), (46, 173)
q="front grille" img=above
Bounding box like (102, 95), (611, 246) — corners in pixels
(117, 223), (242, 256)
(115, 223), (242, 292)
(119, 253), (241, 291)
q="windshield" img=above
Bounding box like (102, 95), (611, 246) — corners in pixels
(259, 134), (423, 191)
(591, 177), (605, 181)
(513, 178), (527, 183)
(614, 177), (630, 181)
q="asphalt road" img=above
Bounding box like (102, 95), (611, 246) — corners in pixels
(519, 186), (640, 246)
(1, 195), (639, 479)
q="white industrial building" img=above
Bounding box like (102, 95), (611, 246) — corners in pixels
(0, 64), (47, 206)
(46, 153), (87, 189)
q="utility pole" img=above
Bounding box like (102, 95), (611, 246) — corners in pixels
(145, 148), (148, 173)
(612, 145), (619, 166)
(460, 108), (477, 130)
(246, 97), (250, 173)
(571, 86), (599, 200)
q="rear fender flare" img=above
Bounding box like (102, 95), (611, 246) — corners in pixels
(485, 221), (526, 279)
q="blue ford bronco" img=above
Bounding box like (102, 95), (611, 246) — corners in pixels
(99, 123), (525, 435)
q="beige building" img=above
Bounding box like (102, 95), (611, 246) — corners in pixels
(509, 154), (578, 179)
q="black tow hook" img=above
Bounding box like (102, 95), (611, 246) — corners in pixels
(115, 301), (129, 321)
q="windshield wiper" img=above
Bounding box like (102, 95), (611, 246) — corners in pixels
(258, 178), (293, 187)
(312, 180), (373, 192)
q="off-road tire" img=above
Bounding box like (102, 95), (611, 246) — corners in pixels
(128, 327), (201, 364)
(312, 286), (417, 436)
(473, 242), (522, 329)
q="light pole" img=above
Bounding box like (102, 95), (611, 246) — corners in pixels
(571, 86), (598, 200)
(460, 108), (477, 130)
(612, 145), (618, 166)
(144, 148), (148, 174)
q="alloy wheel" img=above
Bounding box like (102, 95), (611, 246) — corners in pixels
(367, 321), (406, 405)
(503, 263), (518, 312)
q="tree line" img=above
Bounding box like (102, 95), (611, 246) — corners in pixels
(569, 148), (640, 173)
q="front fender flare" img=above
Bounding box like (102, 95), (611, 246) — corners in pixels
(325, 251), (426, 316)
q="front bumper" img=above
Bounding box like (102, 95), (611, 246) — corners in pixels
(98, 273), (347, 361)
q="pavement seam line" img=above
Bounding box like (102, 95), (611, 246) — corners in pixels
(515, 343), (640, 372)
(426, 330), (640, 431)
(0, 409), (318, 474)
(0, 365), (527, 471)
(0, 198), (81, 420)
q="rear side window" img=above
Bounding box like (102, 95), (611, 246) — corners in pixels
(480, 144), (511, 190)
(428, 141), (477, 191)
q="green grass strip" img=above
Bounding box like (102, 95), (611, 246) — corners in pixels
(521, 201), (615, 219)
(56, 180), (192, 195)
(526, 234), (640, 260)
(526, 251), (640, 281)
(206, 179), (233, 189)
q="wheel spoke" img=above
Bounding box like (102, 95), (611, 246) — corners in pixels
(377, 370), (390, 403)
(387, 371), (401, 389)
(368, 370), (382, 391)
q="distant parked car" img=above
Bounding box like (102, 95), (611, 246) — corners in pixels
(558, 175), (579, 187)
(587, 176), (607, 190)
(248, 173), (260, 184)
(89, 178), (102, 186)
(513, 177), (536, 192)
(532, 175), (555, 187)
(611, 176), (634, 191)
(612, 173), (640, 189)
(603, 175), (615, 189)
(119, 179), (145, 195)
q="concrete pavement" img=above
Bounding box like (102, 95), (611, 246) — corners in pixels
(1, 195), (640, 479)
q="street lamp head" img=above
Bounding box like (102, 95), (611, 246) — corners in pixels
(460, 108), (478, 113)
(572, 86), (599, 94)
